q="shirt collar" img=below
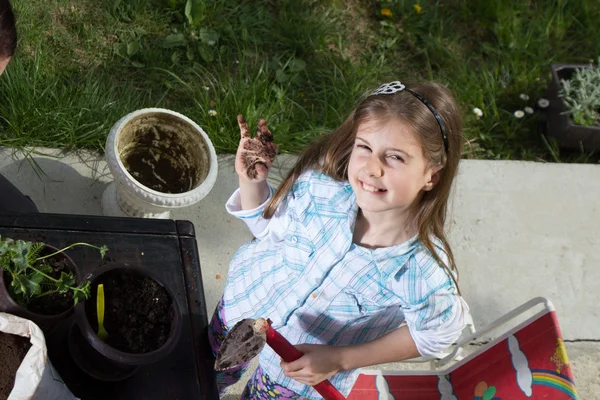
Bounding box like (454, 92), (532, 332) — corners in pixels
(327, 180), (356, 214)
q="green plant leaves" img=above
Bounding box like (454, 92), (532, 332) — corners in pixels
(26, 272), (44, 295)
(114, 42), (145, 68)
(10, 241), (31, 273)
(10, 274), (31, 296)
(276, 69), (289, 83)
(198, 28), (219, 46)
(0, 236), (14, 255)
(127, 42), (140, 57)
(557, 65), (600, 127)
(28, 242), (44, 263)
(163, 33), (187, 49)
(56, 272), (76, 293)
(288, 59), (307, 73)
(0, 237), (105, 307)
(197, 44), (214, 63)
(114, 42), (127, 58)
(99, 245), (109, 258)
(162, 27), (219, 64)
(274, 57), (307, 83)
(185, 0), (204, 26)
(73, 281), (91, 305)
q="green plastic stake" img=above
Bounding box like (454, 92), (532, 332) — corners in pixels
(96, 284), (109, 341)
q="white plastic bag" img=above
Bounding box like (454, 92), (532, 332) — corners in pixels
(0, 313), (78, 400)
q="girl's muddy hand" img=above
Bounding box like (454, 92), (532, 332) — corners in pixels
(235, 114), (279, 181)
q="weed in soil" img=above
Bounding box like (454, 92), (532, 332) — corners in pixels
(0, 332), (31, 400)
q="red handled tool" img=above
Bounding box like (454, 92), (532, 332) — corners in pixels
(215, 318), (345, 400)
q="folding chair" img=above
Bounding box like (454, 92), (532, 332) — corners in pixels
(348, 297), (578, 399)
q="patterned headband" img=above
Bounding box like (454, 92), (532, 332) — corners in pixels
(369, 81), (449, 153)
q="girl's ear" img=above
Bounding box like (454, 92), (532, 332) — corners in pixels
(423, 164), (443, 191)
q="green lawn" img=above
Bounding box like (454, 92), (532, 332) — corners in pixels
(1, 0), (599, 162)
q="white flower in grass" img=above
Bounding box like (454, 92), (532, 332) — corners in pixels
(204, 86), (210, 91)
(473, 107), (483, 118)
(524, 107), (534, 114)
(514, 110), (525, 118)
(537, 98), (550, 108)
(208, 109), (217, 117)
(520, 93), (530, 101)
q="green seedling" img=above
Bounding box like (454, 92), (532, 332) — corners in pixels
(0, 236), (108, 308)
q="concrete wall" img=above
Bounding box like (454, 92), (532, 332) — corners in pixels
(450, 160), (599, 340)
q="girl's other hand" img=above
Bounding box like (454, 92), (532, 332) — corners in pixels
(235, 114), (279, 183)
(280, 344), (344, 386)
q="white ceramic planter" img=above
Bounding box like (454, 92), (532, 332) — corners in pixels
(102, 108), (218, 219)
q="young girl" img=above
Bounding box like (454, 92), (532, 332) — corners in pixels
(210, 81), (469, 399)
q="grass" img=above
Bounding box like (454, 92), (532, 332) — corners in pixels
(0, 0), (599, 162)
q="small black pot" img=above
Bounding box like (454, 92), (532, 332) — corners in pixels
(68, 322), (140, 382)
(545, 63), (600, 151)
(72, 263), (182, 379)
(0, 245), (79, 332)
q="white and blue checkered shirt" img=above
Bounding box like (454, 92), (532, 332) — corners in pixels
(223, 170), (468, 399)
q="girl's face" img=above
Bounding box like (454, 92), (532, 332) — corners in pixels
(347, 118), (441, 217)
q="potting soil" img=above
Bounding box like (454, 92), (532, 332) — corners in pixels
(93, 270), (173, 353)
(122, 126), (193, 194)
(0, 332), (31, 400)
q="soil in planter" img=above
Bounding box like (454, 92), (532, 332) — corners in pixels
(3, 253), (74, 315)
(121, 125), (200, 194)
(88, 270), (173, 353)
(0, 332), (32, 400)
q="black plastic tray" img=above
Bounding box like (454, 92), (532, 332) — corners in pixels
(0, 212), (218, 400)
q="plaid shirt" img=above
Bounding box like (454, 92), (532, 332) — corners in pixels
(223, 170), (468, 399)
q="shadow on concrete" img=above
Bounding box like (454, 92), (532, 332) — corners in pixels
(0, 156), (108, 215)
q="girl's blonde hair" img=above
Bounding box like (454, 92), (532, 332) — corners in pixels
(264, 82), (463, 290)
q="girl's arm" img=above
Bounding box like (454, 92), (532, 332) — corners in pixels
(280, 326), (419, 386)
(227, 114), (291, 241)
(282, 285), (468, 386)
(338, 325), (419, 369)
(238, 179), (271, 210)
(234, 114), (279, 210)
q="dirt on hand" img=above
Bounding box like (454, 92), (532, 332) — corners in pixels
(0, 332), (31, 400)
(236, 115), (279, 180)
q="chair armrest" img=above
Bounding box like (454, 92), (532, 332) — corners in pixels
(435, 297), (554, 368)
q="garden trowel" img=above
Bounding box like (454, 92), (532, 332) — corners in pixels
(214, 318), (346, 400)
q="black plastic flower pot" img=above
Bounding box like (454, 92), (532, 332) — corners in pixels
(71, 262), (182, 380)
(0, 245), (79, 332)
(545, 63), (600, 151)
(67, 321), (140, 382)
